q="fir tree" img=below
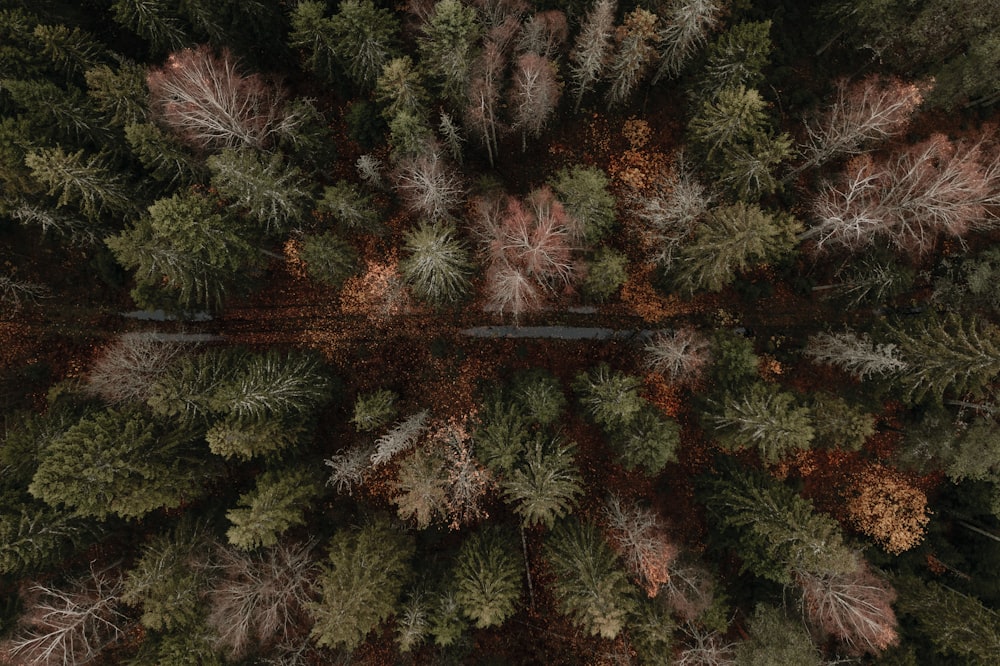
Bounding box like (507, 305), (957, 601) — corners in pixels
(392, 446), (450, 529)
(474, 397), (533, 474)
(376, 56), (430, 121)
(317, 180), (379, 231)
(652, 0), (723, 84)
(545, 518), (638, 638)
(205, 416), (303, 461)
(582, 247), (628, 303)
(111, 0), (190, 53)
(454, 526), (522, 628)
(736, 604), (823, 666)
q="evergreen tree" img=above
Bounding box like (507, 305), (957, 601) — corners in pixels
(298, 231), (358, 289)
(376, 56), (430, 121)
(3, 79), (114, 147)
(29, 407), (205, 521)
(502, 434), (583, 528)
(399, 220), (473, 305)
(709, 329), (759, 388)
(810, 393), (876, 450)
(317, 180), (379, 231)
(0, 507), (94, 576)
(122, 519), (213, 632)
(613, 404), (681, 474)
(309, 516), (415, 650)
(803, 330), (908, 381)
(351, 389), (399, 433)
(111, 0), (190, 53)
(205, 415), (303, 461)
(290, 0), (400, 89)
(226, 468), (323, 551)
(629, 598), (676, 665)
(550, 165), (617, 242)
(85, 60), (149, 128)
(701, 467), (858, 584)
(392, 445), (449, 529)
(124, 121), (205, 187)
(33, 24), (109, 77)
(735, 604), (823, 666)
(206, 349), (331, 422)
(892, 314), (1000, 403)
(894, 574), (1000, 664)
(698, 21), (772, 98)
(207, 149), (312, 233)
(573, 363), (646, 429)
(545, 517), (638, 638)
(672, 202), (800, 294)
(582, 247), (628, 303)
(474, 397), (533, 474)
(106, 191), (261, 311)
(24, 146), (132, 221)
(509, 369), (567, 428)
(454, 526), (522, 628)
(418, 0), (481, 106)
(707, 382), (815, 463)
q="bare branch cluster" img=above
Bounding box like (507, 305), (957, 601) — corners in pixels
(84, 332), (191, 404)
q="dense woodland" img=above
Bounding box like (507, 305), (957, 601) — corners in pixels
(3, 0), (1000, 663)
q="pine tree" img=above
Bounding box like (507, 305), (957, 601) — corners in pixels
(892, 314), (1000, 403)
(573, 364), (646, 429)
(308, 516), (415, 650)
(569, 0), (616, 112)
(298, 231), (358, 289)
(672, 202), (800, 294)
(399, 220), (473, 305)
(226, 468), (323, 551)
(502, 434), (583, 528)
(550, 165), (617, 242)
(106, 191), (260, 311)
(85, 60), (149, 128)
(545, 518), (638, 638)
(707, 382), (815, 463)
(613, 404), (681, 474)
(29, 407), (204, 521)
(701, 467), (858, 584)
(392, 445), (450, 529)
(207, 149), (312, 233)
(111, 0), (190, 53)
(121, 519), (213, 632)
(376, 56), (430, 121)
(454, 526), (522, 628)
(24, 146), (132, 221)
(205, 416), (303, 461)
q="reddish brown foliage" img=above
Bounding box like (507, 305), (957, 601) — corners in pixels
(843, 463), (931, 555)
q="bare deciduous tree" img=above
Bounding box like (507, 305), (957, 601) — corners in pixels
(603, 495), (678, 597)
(630, 159), (710, 267)
(208, 541), (319, 660)
(84, 332), (190, 404)
(510, 53), (561, 150)
(643, 328), (711, 384)
(464, 40), (506, 167)
(606, 9), (659, 106)
(798, 563), (899, 656)
(517, 10), (568, 59)
(147, 45), (303, 150)
(393, 148), (465, 220)
(3, 565), (129, 666)
(325, 443), (376, 495)
(807, 135), (1000, 255)
(797, 75), (926, 174)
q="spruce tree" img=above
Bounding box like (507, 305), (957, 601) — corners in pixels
(29, 407), (205, 521)
(226, 468), (323, 551)
(550, 165), (617, 242)
(207, 148), (312, 233)
(699, 21), (773, 98)
(309, 516), (415, 650)
(707, 382), (815, 463)
(502, 434), (583, 528)
(573, 364), (646, 429)
(418, 0), (480, 106)
(24, 146), (132, 221)
(399, 220), (473, 305)
(613, 404), (681, 475)
(735, 604), (823, 666)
